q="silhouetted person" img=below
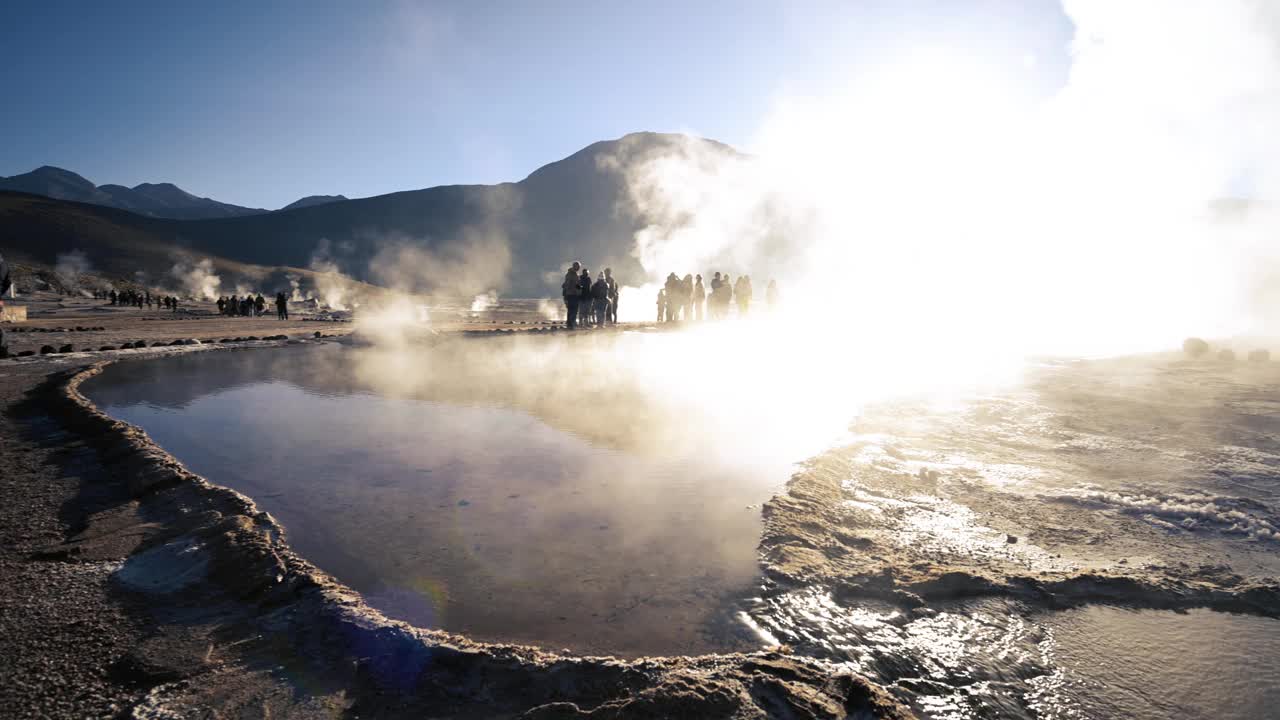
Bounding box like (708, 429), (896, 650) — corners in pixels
(591, 273), (610, 326)
(767, 279), (778, 308)
(657, 288), (667, 323)
(663, 273), (680, 322)
(578, 269), (593, 327)
(276, 292), (288, 320)
(604, 267), (618, 324)
(693, 274), (705, 321)
(255, 294), (265, 317)
(562, 261), (581, 329)
(217, 296), (226, 315)
(709, 273), (722, 320)
(735, 275), (752, 316)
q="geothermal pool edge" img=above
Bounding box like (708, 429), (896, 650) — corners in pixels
(1, 351), (915, 719)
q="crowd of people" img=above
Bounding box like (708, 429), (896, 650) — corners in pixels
(560, 260), (779, 328)
(97, 289), (182, 312)
(560, 262), (620, 329)
(217, 292), (289, 320)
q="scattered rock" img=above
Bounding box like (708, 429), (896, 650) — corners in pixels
(314, 331), (323, 338)
(1006, 534), (1018, 544)
(1182, 337), (1210, 357)
(58, 344), (74, 353)
(17, 350), (34, 356)
(100, 346), (116, 351)
(39, 345), (55, 354)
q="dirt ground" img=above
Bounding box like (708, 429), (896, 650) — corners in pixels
(0, 295), (913, 720)
(0, 291), (588, 357)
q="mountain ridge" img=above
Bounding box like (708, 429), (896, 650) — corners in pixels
(0, 132), (744, 296)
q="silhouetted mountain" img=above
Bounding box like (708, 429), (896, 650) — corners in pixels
(0, 166), (268, 220)
(0, 133), (744, 296)
(282, 195), (349, 211)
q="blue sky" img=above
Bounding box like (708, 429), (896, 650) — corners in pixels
(1, 0), (1072, 209)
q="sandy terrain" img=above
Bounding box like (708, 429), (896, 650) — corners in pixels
(0, 296), (913, 719)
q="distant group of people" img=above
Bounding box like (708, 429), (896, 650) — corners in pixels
(659, 272), (777, 323)
(99, 289), (181, 312)
(561, 262), (620, 329)
(560, 260), (779, 329)
(217, 293), (289, 319)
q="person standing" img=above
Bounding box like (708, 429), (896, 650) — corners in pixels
(591, 273), (610, 326)
(562, 261), (581, 329)
(693, 274), (706, 321)
(578, 268), (593, 327)
(604, 268), (618, 324)
(656, 288), (667, 323)
(255, 293), (266, 317)
(276, 292), (289, 320)
(709, 273), (722, 320)
(736, 275), (753, 316)
(766, 279), (779, 309)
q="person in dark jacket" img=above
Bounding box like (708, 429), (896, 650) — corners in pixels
(255, 294), (266, 317)
(276, 292), (289, 320)
(591, 273), (610, 326)
(562, 261), (581, 329)
(578, 269), (593, 327)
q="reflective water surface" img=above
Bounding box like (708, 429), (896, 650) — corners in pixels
(85, 341), (793, 656)
(85, 342), (1280, 717)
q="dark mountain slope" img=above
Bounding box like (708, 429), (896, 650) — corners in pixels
(0, 133), (742, 296)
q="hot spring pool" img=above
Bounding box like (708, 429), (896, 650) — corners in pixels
(83, 339), (1280, 718)
(83, 341), (799, 656)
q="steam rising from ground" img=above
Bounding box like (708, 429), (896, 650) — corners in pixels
(54, 250), (93, 286)
(351, 2), (1280, 463)
(169, 256), (222, 300)
(599, 1), (1280, 360)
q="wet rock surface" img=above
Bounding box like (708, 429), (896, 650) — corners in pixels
(0, 355), (913, 719)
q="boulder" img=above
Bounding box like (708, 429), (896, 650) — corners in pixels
(1182, 337), (1210, 357)
(58, 344), (73, 353)
(17, 350), (34, 357)
(100, 346), (116, 351)
(39, 345), (55, 354)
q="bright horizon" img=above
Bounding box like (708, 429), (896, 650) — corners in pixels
(1, 0), (1072, 209)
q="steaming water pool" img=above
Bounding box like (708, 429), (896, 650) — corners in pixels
(84, 340), (1280, 717)
(83, 340), (792, 656)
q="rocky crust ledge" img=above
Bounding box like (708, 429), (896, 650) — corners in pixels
(11, 358), (914, 720)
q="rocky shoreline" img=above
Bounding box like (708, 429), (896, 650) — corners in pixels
(757, 427), (1280, 625)
(0, 345), (914, 719)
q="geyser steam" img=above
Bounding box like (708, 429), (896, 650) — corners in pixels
(599, 0), (1280, 359)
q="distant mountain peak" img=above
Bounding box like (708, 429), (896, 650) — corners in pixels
(281, 194), (349, 211)
(0, 167), (265, 219)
